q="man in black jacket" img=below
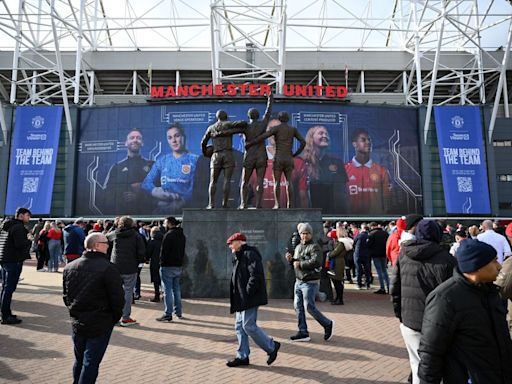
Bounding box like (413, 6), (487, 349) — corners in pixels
(225, 232), (280, 368)
(418, 239), (512, 384)
(63, 232), (124, 384)
(368, 222), (389, 294)
(156, 216), (186, 322)
(107, 215), (145, 327)
(391, 219), (456, 384)
(0, 207), (31, 325)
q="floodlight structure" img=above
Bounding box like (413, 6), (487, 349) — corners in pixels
(0, 0), (510, 143)
(210, 0), (286, 92)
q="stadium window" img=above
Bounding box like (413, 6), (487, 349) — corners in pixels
(493, 140), (512, 147)
(508, 175), (512, 182)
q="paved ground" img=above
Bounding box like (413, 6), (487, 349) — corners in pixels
(1, 261), (410, 384)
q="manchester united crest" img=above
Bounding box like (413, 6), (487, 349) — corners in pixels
(328, 163), (338, 172)
(182, 164), (191, 174)
(370, 172), (380, 182)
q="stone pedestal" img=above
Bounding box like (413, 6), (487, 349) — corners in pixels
(181, 208), (323, 299)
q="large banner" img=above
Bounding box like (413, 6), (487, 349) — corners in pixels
(434, 105), (491, 214)
(5, 106), (63, 215)
(76, 102), (422, 216)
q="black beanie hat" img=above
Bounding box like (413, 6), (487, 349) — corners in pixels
(405, 214), (423, 230)
(455, 239), (497, 273)
(415, 219), (442, 243)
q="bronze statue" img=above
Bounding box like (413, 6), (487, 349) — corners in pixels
(245, 111), (306, 208)
(211, 94), (273, 208)
(201, 110), (247, 209)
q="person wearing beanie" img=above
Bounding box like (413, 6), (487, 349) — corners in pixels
(390, 219), (456, 384)
(418, 239), (512, 383)
(386, 217), (406, 266)
(399, 214), (423, 246)
(225, 232), (280, 368)
(285, 222), (335, 342)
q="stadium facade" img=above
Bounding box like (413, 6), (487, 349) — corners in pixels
(0, 0), (511, 220)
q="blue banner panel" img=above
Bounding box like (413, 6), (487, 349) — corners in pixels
(5, 106), (63, 215)
(434, 106), (491, 214)
(76, 102), (422, 216)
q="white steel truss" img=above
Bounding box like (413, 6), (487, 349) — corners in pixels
(0, 0), (510, 139)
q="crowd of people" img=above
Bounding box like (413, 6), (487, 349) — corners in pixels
(1, 208), (512, 383)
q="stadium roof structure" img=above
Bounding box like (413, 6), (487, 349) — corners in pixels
(0, 0), (511, 143)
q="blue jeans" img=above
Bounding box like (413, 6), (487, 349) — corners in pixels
(372, 257), (389, 291)
(120, 273), (137, 320)
(235, 306), (275, 359)
(47, 239), (62, 272)
(354, 254), (372, 288)
(1, 261), (23, 318)
(160, 267), (182, 317)
(72, 328), (113, 384)
(294, 280), (331, 334)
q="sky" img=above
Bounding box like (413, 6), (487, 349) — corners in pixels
(0, 0), (510, 51)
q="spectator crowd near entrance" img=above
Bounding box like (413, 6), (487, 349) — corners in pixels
(1, 209), (512, 383)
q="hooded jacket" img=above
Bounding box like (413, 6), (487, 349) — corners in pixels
(293, 240), (322, 282)
(418, 268), (512, 384)
(107, 227), (145, 275)
(390, 239), (456, 331)
(0, 218), (31, 263)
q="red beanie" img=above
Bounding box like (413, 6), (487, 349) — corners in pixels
(396, 217), (406, 231)
(328, 229), (337, 239)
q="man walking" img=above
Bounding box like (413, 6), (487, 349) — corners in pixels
(418, 239), (512, 383)
(0, 207), (31, 325)
(63, 233), (124, 384)
(107, 216), (145, 327)
(225, 232), (280, 367)
(157, 217), (186, 322)
(353, 225), (372, 290)
(286, 222), (334, 342)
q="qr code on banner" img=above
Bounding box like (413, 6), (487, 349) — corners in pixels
(22, 177), (39, 193)
(457, 177), (472, 193)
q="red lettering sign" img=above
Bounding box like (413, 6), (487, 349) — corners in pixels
(150, 83), (348, 99)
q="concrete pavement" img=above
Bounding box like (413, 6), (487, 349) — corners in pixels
(0, 261), (410, 383)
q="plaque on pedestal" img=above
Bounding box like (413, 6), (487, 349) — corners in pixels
(181, 208), (323, 299)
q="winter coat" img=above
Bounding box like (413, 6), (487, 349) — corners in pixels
(368, 228), (389, 259)
(107, 228), (145, 275)
(63, 224), (85, 256)
(390, 240), (456, 331)
(328, 241), (346, 281)
(160, 227), (186, 267)
(293, 240), (322, 282)
(63, 251), (125, 337)
(145, 232), (163, 283)
(386, 230), (402, 265)
(0, 218), (31, 263)
(495, 256), (512, 300)
(230, 244), (268, 313)
(353, 231), (369, 259)
(418, 268), (512, 384)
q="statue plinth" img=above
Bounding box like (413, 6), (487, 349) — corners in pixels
(181, 208), (323, 299)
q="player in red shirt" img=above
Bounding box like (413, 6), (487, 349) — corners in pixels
(345, 129), (392, 214)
